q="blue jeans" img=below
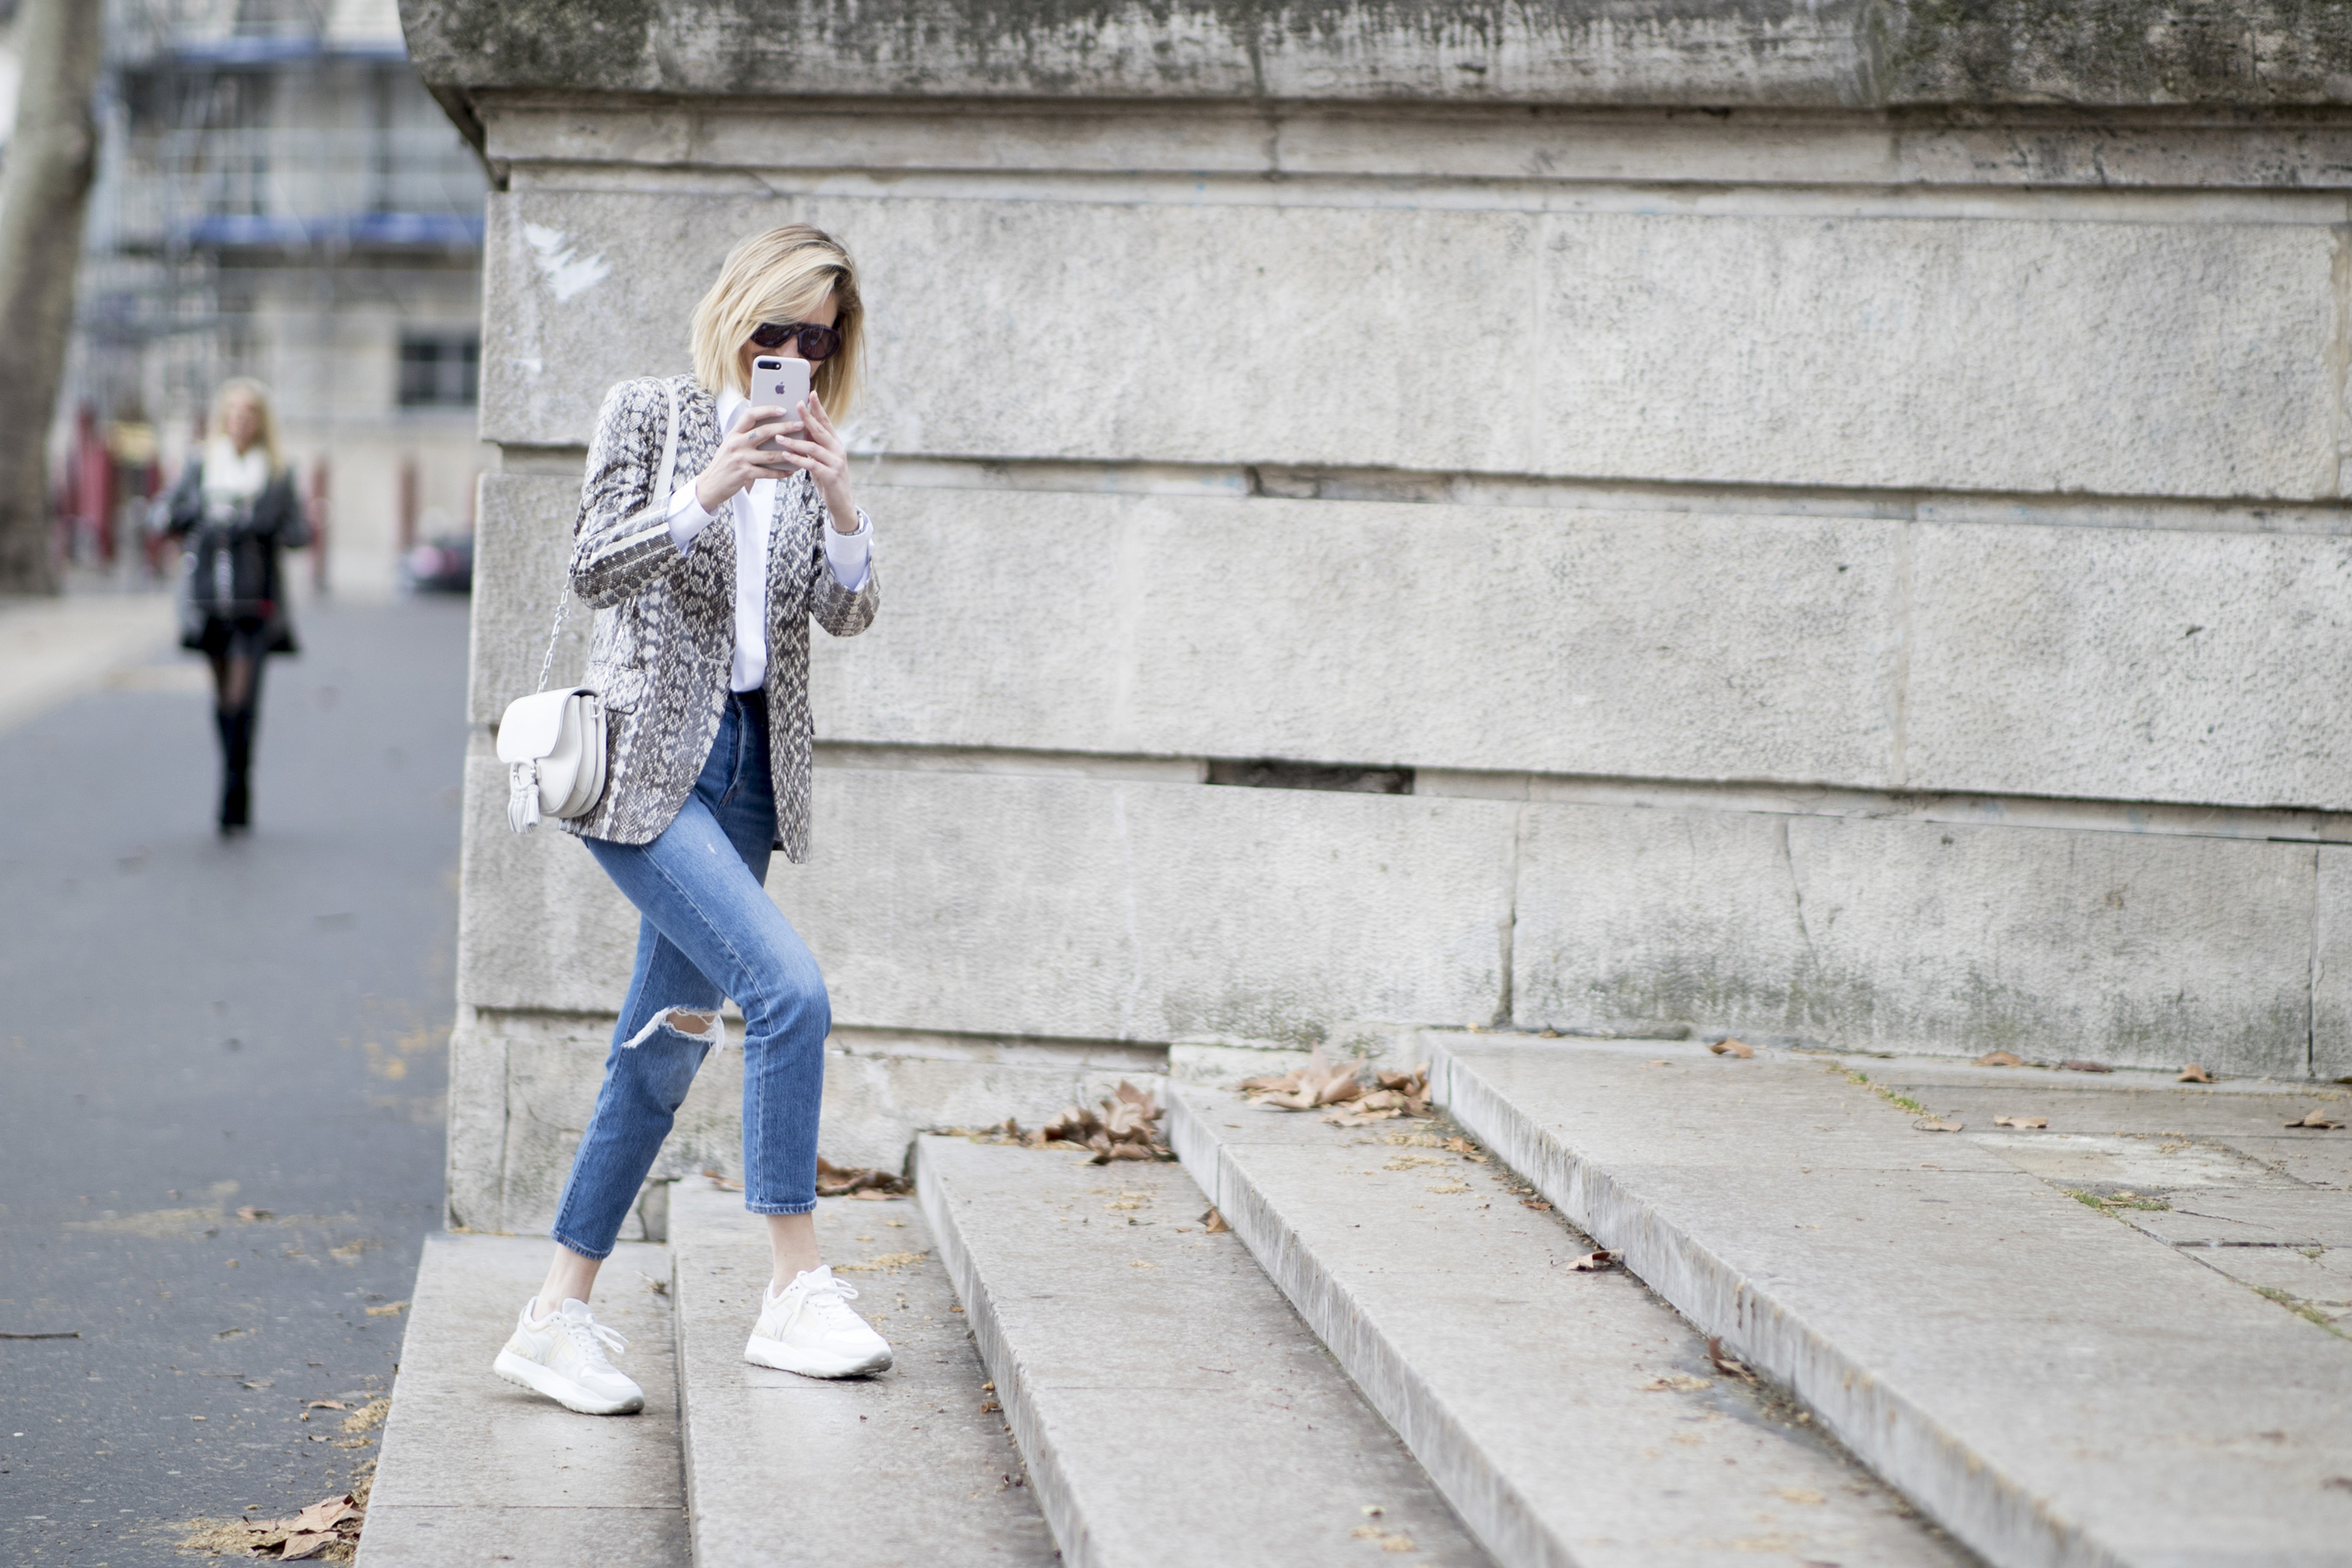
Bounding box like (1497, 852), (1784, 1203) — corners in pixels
(550, 692), (830, 1260)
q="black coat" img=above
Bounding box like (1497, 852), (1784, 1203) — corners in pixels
(158, 456), (310, 653)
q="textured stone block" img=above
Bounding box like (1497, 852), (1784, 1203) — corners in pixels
(776, 767), (1516, 1047)
(814, 489), (1904, 783)
(1906, 523), (2352, 810)
(1511, 803), (2316, 1074)
(480, 191), (2340, 501)
(470, 473), (589, 727)
(2309, 846), (2352, 1082)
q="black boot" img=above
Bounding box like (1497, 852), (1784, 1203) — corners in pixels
(219, 707), (252, 835)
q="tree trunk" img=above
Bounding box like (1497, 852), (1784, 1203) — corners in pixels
(0, 0), (105, 596)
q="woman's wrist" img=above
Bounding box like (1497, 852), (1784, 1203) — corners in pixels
(693, 470), (735, 514)
(821, 483), (859, 532)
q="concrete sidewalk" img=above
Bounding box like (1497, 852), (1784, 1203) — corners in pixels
(0, 590), (179, 735)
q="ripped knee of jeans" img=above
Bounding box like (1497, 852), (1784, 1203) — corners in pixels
(620, 1006), (726, 1050)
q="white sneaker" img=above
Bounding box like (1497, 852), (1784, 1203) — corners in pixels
(744, 1266), (894, 1378)
(493, 1296), (645, 1415)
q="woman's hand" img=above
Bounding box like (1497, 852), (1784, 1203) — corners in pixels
(693, 404), (801, 514)
(774, 391), (859, 532)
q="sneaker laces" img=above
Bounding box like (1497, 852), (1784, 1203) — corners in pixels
(556, 1310), (628, 1367)
(776, 1270), (863, 1333)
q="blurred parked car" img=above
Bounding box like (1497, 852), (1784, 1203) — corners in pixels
(401, 533), (472, 594)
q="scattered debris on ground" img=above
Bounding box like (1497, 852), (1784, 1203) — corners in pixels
(1707, 1337), (1759, 1382)
(816, 1158), (912, 1199)
(835, 1250), (928, 1274)
(2285, 1108), (2345, 1130)
(2061, 1059), (2114, 1073)
(946, 1082), (1176, 1163)
(1992, 1116), (2049, 1129)
(0, 1328), (78, 1339)
(175, 1458), (374, 1561)
(1568, 1250), (1618, 1272)
(1913, 1117), (1965, 1132)
(1240, 1051), (1431, 1124)
(1707, 1037), (1754, 1058)
(2178, 1064), (2216, 1084)
(1976, 1051), (2024, 1067)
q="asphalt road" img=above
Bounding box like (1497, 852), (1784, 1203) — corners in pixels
(0, 593), (470, 1565)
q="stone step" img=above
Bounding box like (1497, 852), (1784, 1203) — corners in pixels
(914, 1134), (1491, 1568)
(1432, 1034), (2352, 1568)
(1164, 1085), (1970, 1568)
(666, 1177), (1054, 1568)
(357, 1232), (687, 1567)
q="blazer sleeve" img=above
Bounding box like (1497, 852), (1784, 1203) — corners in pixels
(153, 460), (204, 537)
(568, 379), (696, 608)
(257, 470), (312, 549)
(808, 504), (879, 638)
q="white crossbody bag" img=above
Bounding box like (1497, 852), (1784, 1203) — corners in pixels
(498, 381), (681, 833)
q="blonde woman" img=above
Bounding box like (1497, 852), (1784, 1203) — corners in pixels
(155, 378), (310, 835)
(494, 225), (890, 1415)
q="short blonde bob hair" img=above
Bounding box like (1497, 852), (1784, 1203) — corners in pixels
(689, 225), (863, 414)
(212, 376), (283, 473)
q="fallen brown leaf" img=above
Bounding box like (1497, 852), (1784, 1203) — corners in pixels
(303, 1400), (347, 1411)
(700, 1167), (744, 1192)
(1913, 1117), (1965, 1132)
(2285, 1108), (2345, 1130)
(1992, 1116), (2049, 1130)
(815, 1157), (911, 1198)
(280, 1531), (337, 1561)
(1521, 1198), (1552, 1211)
(362, 1300), (407, 1317)
(1643, 1374), (1713, 1392)
(1707, 1337), (1759, 1382)
(234, 1206), (274, 1222)
(1200, 1207), (1230, 1234)
(1037, 1083), (1174, 1162)
(1708, 1037), (1754, 1058)
(2177, 1064), (2216, 1084)
(1976, 1051), (2024, 1067)
(2061, 1059), (2114, 1073)
(1568, 1250), (1618, 1272)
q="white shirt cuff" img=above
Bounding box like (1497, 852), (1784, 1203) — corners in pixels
(823, 512), (872, 591)
(666, 480), (714, 552)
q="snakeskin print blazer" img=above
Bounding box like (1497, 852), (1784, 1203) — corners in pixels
(557, 373), (878, 858)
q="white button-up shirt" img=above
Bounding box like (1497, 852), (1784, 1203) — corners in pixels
(663, 387), (872, 692)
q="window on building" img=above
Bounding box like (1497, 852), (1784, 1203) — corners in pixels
(398, 332), (478, 408)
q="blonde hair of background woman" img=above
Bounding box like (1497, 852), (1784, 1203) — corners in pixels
(688, 225), (864, 415)
(211, 376), (283, 474)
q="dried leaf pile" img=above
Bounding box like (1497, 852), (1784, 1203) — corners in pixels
(950, 1083), (1176, 1164)
(179, 1482), (366, 1562)
(815, 1158), (911, 1200)
(1239, 1050), (1432, 1125)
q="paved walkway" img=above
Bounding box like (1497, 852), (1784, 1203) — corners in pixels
(0, 594), (470, 1567)
(0, 589), (182, 737)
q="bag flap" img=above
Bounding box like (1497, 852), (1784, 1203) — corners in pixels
(497, 688), (589, 762)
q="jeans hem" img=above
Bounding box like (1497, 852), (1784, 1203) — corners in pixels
(548, 1229), (616, 1263)
(744, 1200), (817, 1216)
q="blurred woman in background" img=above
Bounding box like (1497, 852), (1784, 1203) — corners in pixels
(154, 378), (310, 835)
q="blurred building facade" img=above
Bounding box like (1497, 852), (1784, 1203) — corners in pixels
(61, 0), (488, 596)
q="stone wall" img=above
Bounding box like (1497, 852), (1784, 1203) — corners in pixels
(405, 0), (2352, 1234)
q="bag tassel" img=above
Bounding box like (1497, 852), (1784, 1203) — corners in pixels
(508, 760), (542, 834)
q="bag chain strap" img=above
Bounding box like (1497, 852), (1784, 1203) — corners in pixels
(531, 379), (682, 694)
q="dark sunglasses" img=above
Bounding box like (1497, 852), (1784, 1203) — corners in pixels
(749, 320), (843, 362)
